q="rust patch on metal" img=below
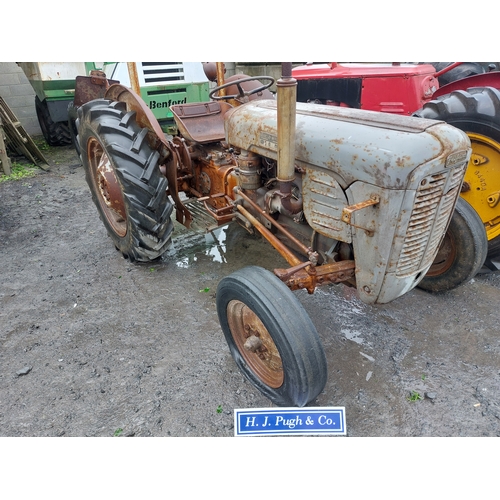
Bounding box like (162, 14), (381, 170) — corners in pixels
(170, 101), (232, 144)
(395, 164), (466, 276)
(97, 157), (126, 220)
(74, 71), (119, 107)
(302, 168), (352, 243)
(341, 195), (380, 230)
(236, 204), (303, 267)
(227, 299), (283, 388)
(237, 188), (318, 263)
(274, 260), (356, 294)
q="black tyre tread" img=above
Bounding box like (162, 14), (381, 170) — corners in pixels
(414, 87), (500, 137)
(425, 62), (485, 86)
(77, 99), (173, 262)
(67, 101), (81, 156)
(217, 265), (327, 407)
(35, 96), (71, 146)
(487, 236), (500, 257)
(414, 86), (500, 257)
(484, 235), (500, 270)
(417, 197), (488, 292)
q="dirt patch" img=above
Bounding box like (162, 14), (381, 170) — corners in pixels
(1, 142), (499, 437)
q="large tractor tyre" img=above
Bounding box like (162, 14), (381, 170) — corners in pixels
(484, 235), (500, 269)
(67, 101), (81, 156)
(414, 87), (500, 259)
(217, 265), (328, 407)
(417, 197), (488, 292)
(425, 62), (485, 86)
(76, 99), (174, 262)
(35, 96), (71, 147)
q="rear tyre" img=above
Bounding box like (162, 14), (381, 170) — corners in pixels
(217, 266), (327, 407)
(76, 99), (174, 262)
(426, 62), (485, 86)
(484, 236), (500, 270)
(35, 96), (71, 146)
(67, 101), (81, 156)
(418, 197), (487, 292)
(414, 87), (500, 253)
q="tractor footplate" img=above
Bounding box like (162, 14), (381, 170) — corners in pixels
(182, 197), (234, 232)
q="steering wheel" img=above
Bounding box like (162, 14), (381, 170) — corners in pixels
(209, 76), (275, 101)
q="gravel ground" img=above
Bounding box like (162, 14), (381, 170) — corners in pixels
(1, 142), (500, 439)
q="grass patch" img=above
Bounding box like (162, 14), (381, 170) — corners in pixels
(33, 137), (51, 151)
(407, 390), (423, 402)
(0, 162), (40, 183)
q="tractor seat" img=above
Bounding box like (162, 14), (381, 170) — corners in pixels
(170, 101), (232, 144)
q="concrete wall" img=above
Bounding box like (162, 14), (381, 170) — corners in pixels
(0, 62), (41, 136)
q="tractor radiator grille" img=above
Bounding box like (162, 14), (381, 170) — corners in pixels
(396, 164), (466, 276)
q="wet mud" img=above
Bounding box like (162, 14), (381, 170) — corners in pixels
(1, 144), (499, 437)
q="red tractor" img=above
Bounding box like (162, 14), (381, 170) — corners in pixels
(293, 62), (500, 291)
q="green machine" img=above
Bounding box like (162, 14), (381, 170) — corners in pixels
(18, 62), (210, 146)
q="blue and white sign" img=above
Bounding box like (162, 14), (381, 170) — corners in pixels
(234, 407), (346, 436)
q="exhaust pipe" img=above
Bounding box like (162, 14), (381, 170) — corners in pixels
(274, 62), (302, 215)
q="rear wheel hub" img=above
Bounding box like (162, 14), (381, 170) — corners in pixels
(88, 137), (127, 237)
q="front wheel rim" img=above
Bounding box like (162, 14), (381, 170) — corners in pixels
(426, 231), (456, 276)
(88, 137), (127, 237)
(226, 300), (284, 389)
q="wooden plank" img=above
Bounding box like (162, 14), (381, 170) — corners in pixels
(0, 117), (12, 175)
(0, 96), (49, 169)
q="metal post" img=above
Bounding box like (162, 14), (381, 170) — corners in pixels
(127, 62), (141, 96)
(276, 63), (297, 184)
(216, 62), (226, 97)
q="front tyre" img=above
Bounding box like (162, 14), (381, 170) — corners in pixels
(217, 266), (327, 407)
(77, 99), (174, 262)
(418, 197), (487, 292)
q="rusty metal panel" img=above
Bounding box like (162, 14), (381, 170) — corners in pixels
(302, 168), (352, 243)
(371, 163), (468, 304)
(171, 101), (232, 143)
(396, 163), (466, 276)
(345, 182), (406, 304)
(343, 163), (469, 305)
(74, 75), (119, 107)
(225, 100), (471, 190)
(224, 99), (471, 305)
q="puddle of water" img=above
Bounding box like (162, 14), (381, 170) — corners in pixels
(164, 221), (288, 273)
(205, 229), (227, 264)
(341, 328), (367, 345)
(165, 224), (239, 269)
(169, 230), (226, 268)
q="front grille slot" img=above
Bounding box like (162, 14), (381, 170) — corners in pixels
(140, 62), (186, 85)
(396, 164), (466, 276)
